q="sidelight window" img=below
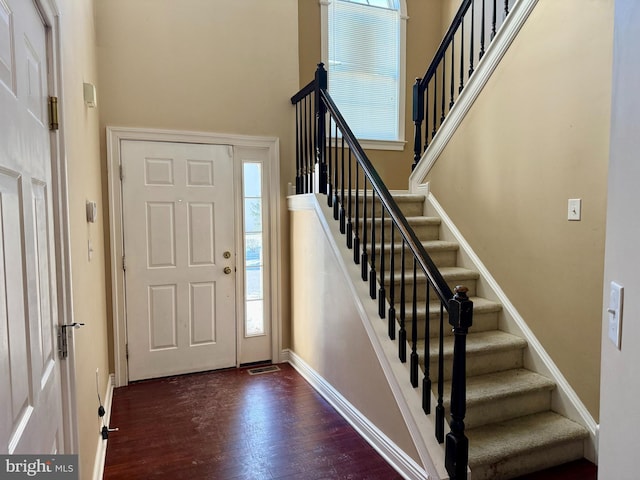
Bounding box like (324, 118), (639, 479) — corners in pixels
(242, 162), (265, 337)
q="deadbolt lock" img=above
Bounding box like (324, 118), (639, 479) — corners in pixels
(224, 267), (232, 274)
(223, 251), (231, 259)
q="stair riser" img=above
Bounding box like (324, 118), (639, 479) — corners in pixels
(394, 310), (498, 340)
(426, 349), (523, 382)
(455, 389), (553, 429)
(346, 198), (425, 217)
(470, 440), (585, 480)
(377, 248), (458, 269)
(365, 221), (441, 242)
(388, 279), (477, 301)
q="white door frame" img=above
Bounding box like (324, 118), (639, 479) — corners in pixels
(107, 127), (283, 386)
(34, 0), (78, 453)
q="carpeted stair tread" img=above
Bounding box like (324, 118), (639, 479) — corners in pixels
(379, 239), (459, 254)
(467, 411), (588, 468)
(422, 330), (527, 358)
(408, 296), (502, 319)
(386, 266), (479, 285)
(443, 369), (555, 407)
(369, 216), (442, 226)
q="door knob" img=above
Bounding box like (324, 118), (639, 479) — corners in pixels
(223, 251), (231, 259)
(224, 267), (232, 274)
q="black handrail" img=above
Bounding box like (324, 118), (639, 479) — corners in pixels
(320, 89), (454, 305)
(413, 0), (513, 170)
(291, 63), (473, 479)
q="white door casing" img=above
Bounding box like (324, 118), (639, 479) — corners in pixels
(107, 127), (282, 387)
(0, 0), (67, 454)
(122, 140), (237, 381)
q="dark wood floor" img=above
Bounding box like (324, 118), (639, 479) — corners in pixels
(103, 363), (403, 479)
(103, 363), (597, 480)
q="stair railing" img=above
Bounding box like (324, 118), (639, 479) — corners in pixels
(413, 0), (514, 169)
(291, 63), (473, 480)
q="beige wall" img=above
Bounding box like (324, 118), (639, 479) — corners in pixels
(290, 202), (421, 463)
(297, 0), (444, 189)
(94, 0), (300, 353)
(598, 1), (640, 477)
(425, 0), (613, 419)
(58, 0), (111, 477)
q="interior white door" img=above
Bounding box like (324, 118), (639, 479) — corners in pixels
(122, 140), (237, 381)
(0, 0), (64, 454)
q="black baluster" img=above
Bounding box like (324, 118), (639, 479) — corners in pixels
(310, 95), (315, 192)
(303, 97), (308, 193)
(432, 76), (437, 139)
(491, 0), (497, 40)
(333, 122), (340, 220)
(436, 302), (445, 443)
(423, 282), (432, 415)
(450, 37), (455, 110)
(369, 191), (377, 300)
(327, 118), (333, 207)
(410, 259), (419, 388)
(459, 19), (465, 93)
(353, 164), (361, 264)
(295, 103), (301, 193)
(440, 59), (446, 125)
(346, 149), (353, 249)
(504, 0), (509, 18)
(339, 137), (346, 234)
(398, 240), (407, 363)
(388, 224), (396, 340)
(412, 79), (424, 171)
(361, 180), (369, 282)
(471, 0), (477, 74)
(425, 85), (430, 149)
(378, 207), (386, 318)
(480, 0), (485, 60)
(309, 95), (314, 192)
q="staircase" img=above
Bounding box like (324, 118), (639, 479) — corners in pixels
(383, 193), (588, 480)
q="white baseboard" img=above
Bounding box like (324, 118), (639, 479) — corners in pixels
(286, 350), (429, 480)
(92, 373), (115, 480)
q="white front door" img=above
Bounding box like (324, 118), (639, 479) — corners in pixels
(0, 0), (64, 454)
(122, 141), (237, 381)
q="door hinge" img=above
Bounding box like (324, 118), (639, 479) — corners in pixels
(122, 255), (126, 271)
(125, 344), (129, 359)
(48, 96), (59, 131)
(119, 165), (124, 181)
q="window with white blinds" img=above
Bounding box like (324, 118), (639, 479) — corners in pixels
(327, 0), (404, 145)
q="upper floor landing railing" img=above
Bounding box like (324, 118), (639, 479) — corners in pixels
(413, 0), (515, 170)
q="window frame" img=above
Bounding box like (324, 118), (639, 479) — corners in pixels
(320, 0), (408, 151)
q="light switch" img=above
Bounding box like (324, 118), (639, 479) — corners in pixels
(607, 281), (623, 349)
(568, 198), (581, 221)
(86, 200), (97, 223)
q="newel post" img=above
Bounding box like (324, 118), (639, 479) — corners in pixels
(315, 63), (328, 194)
(412, 78), (424, 171)
(445, 285), (473, 480)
